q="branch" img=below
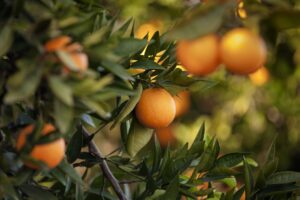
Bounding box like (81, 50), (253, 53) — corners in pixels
(82, 126), (127, 200)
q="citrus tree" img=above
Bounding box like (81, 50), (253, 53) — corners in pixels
(1, 0), (300, 199)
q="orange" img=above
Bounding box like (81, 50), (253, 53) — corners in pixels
(220, 28), (267, 75)
(44, 36), (71, 52)
(16, 124), (65, 169)
(173, 91), (190, 117)
(69, 52), (88, 72)
(241, 191), (246, 200)
(135, 88), (176, 129)
(176, 34), (220, 76)
(136, 21), (162, 40)
(249, 66), (269, 86)
(155, 125), (175, 147)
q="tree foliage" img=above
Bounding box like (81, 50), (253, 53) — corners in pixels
(1, 0), (300, 199)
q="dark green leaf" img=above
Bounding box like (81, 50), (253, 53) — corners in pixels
(66, 128), (83, 163)
(20, 184), (58, 200)
(266, 171), (300, 185)
(0, 26), (13, 57)
(131, 59), (164, 70)
(126, 120), (153, 157)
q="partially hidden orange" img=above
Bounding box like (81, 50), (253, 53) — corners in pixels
(16, 124), (65, 169)
(173, 91), (191, 117)
(155, 125), (175, 147)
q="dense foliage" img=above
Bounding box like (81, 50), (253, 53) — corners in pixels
(1, 0), (300, 199)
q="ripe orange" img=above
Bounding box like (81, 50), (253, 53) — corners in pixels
(16, 124), (65, 169)
(241, 191), (246, 200)
(135, 88), (176, 129)
(249, 66), (269, 86)
(176, 34), (220, 76)
(44, 36), (71, 52)
(136, 20), (162, 40)
(68, 52), (88, 72)
(155, 125), (175, 147)
(173, 91), (190, 117)
(220, 28), (267, 75)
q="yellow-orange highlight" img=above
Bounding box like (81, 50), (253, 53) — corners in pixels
(44, 36), (71, 52)
(16, 124), (65, 169)
(220, 28), (267, 75)
(173, 91), (190, 117)
(135, 88), (176, 129)
(155, 126), (175, 147)
(249, 66), (269, 86)
(176, 34), (220, 76)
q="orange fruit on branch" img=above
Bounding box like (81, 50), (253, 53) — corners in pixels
(44, 36), (72, 52)
(155, 125), (175, 147)
(220, 28), (267, 75)
(135, 88), (176, 129)
(249, 66), (269, 86)
(16, 124), (65, 169)
(173, 90), (191, 117)
(176, 34), (220, 76)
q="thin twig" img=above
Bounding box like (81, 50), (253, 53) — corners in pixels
(82, 126), (127, 200)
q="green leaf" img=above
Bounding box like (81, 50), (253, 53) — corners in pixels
(257, 184), (300, 197)
(58, 159), (83, 184)
(131, 59), (164, 70)
(76, 182), (84, 200)
(20, 184), (58, 200)
(80, 98), (111, 119)
(66, 127), (83, 163)
(266, 137), (277, 163)
(216, 153), (251, 168)
(0, 26), (13, 57)
(189, 123), (205, 154)
(49, 76), (74, 106)
(101, 60), (133, 81)
(54, 99), (73, 133)
(243, 157), (254, 200)
(114, 38), (147, 56)
(159, 175), (179, 200)
(111, 83), (143, 128)
(165, 3), (230, 40)
(73, 75), (113, 96)
(266, 171), (300, 185)
(126, 120), (153, 157)
(196, 137), (220, 172)
(4, 62), (42, 103)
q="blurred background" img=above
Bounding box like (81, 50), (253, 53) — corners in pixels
(93, 0), (300, 172)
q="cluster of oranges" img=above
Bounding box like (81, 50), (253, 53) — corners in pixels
(176, 28), (267, 76)
(14, 36), (90, 170)
(44, 35), (89, 73)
